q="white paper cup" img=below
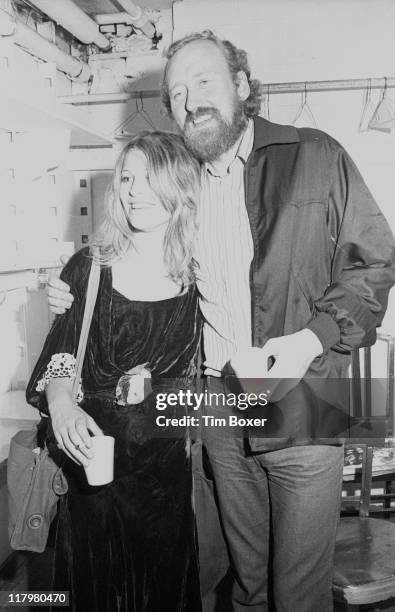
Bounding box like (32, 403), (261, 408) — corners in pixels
(84, 436), (115, 486)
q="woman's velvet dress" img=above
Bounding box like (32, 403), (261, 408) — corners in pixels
(26, 248), (203, 612)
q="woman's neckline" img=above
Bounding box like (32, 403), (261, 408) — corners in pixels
(110, 262), (189, 304)
(111, 286), (189, 304)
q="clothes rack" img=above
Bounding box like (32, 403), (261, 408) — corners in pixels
(262, 77), (395, 95)
(59, 78), (395, 106)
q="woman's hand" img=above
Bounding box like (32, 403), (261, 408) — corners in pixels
(48, 391), (103, 467)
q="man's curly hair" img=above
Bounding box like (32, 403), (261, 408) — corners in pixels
(162, 30), (263, 118)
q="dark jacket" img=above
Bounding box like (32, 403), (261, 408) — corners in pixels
(244, 117), (395, 450)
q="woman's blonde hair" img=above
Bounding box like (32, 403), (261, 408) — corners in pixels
(92, 131), (201, 285)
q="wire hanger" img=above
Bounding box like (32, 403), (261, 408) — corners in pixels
(113, 92), (156, 139)
(292, 83), (317, 128)
(358, 79), (374, 132)
(368, 76), (395, 133)
(138, 93), (156, 129)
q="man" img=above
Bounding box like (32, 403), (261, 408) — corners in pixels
(48, 31), (395, 612)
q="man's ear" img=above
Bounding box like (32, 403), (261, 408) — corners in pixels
(236, 71), (250, 101)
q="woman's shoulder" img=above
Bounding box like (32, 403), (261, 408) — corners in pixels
(183, 281), (200, 311)
(59, 246), (93, 288)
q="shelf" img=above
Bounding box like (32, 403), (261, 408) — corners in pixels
(0, 265), (63, 293)
(0, 261), (62, 274)
(59, 90), (161, 105)
(0, 70), (115, 147)
(0, 241), (74, 285)
(89, 50), (160, 61)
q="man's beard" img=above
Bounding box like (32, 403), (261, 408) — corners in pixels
(183, 100), (247, 163)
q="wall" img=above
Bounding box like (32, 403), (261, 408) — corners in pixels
(0, 33), (90, 564)
(174, 0), (395, 82)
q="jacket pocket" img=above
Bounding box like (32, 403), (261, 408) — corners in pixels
(282, 267), (316, 336)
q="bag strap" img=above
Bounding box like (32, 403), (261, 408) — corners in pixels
(71, 247), (100, 403)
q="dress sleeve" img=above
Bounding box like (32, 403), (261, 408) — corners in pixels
(306, 139), (395, 353)
(25, 247), (92, 413)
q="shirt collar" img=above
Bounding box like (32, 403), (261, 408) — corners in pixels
(236, 118), (254, 163)
(204, 119), (254, 178)
(203, 117), (299, 177)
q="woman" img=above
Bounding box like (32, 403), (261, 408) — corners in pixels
(26, 131), (203, 612)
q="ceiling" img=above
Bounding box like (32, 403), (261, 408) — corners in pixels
(72, 0), (177, 14)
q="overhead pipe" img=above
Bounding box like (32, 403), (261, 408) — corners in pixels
(26, 0), (110, 50)
(95, 12), (145, 26)
(113, 0), (156, 39)
(0, 8), (92, 81)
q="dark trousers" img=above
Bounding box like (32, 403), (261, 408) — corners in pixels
(198, 376), (344, 612)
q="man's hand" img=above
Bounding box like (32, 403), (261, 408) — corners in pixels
(230, 329), (323, 402)
(47, 276), (74, 315)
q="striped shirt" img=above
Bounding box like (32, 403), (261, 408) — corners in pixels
(194, 120), (254, 376)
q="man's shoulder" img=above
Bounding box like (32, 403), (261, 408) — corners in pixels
(252, 116), (343, 156)
(295, 126), (341, 150)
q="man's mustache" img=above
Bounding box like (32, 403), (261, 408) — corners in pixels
(184, 107), (221, 128)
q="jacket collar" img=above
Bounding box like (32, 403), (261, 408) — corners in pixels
(252, 116), (300, 151)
